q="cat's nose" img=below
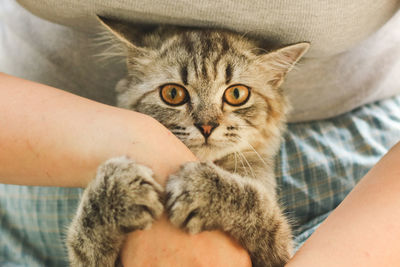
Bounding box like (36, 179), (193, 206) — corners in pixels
(194, 122), (219, 139)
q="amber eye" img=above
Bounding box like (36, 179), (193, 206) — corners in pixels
(159, 84), (189, 106)
(223, 85), (250, 106)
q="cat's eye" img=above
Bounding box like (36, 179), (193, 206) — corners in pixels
(223, 85), (250, 106)
(159, 84), (189, 106)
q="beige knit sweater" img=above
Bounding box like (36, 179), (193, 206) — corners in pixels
(1, 0), (400, 121)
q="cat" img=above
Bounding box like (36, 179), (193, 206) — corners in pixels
(67, 16), (309, 267)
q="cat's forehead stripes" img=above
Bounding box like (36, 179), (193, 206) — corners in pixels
(159, 30), (249, 86)
(180, 32), (195, 54)
(225, 63), (233, 84)
(180, 64), (189, 85)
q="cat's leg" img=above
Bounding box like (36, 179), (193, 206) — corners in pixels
(67, 157), (164, 267)
(166, 162), (292, 267)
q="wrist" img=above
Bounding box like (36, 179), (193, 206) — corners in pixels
(90, 108), (197, 187)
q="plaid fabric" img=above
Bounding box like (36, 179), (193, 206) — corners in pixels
(1, 95), (400, 266)
(277, 95), (400, 248)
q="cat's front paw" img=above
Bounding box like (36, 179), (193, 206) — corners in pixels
(89, 156), (164, 232)
(165, 162), (224, 234)
(67, 157), (164, 266)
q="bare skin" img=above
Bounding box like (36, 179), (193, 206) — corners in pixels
(1, 73), (400, 266)
(0, 73), (195, 187)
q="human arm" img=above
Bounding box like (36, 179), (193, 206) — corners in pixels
(0, 72), (195, 187)
(0, 73), (251, 266)
(287, 141), (400, 266)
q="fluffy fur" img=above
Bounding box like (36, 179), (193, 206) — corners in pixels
(67, 16), (309, 267)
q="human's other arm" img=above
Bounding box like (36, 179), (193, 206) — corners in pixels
(287, 141), (400, 267)
(0, 73), (251, 267)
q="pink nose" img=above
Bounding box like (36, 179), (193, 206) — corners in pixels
(194, 123), (219, 138)
(201, 125), (212, 135)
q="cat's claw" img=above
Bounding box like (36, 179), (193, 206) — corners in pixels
(87, 156), (164, 232)
(166, 162), (221, 234)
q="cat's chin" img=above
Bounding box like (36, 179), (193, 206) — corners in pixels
(189, 143), (233, 162)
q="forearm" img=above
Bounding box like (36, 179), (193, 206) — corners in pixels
(287, 141), (400, 266)
(0, 73), (196, 187)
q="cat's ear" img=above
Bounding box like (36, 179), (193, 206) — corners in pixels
(260, 42), (310, 87)
(97, 16), (147, 56)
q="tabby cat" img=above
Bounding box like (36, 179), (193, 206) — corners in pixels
(67, 16), (309, 267)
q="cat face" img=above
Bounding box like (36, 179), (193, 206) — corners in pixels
(99, 18), (309, 161)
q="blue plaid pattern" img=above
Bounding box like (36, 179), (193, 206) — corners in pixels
(1, 95), (400, 266)
(277, 95), (400, 248)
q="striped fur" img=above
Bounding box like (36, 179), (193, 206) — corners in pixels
(67, 17), (309, 267)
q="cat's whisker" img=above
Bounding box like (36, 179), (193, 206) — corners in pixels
(236, 151), (249, 177)
(243, 139), (269, 167)
(234, 135), (268, 167)
(234, 136), (276, 187)
(238, 151), (256, 180)
(233, 152), (238, 174)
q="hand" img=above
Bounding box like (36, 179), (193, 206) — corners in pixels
(120, 215), (252, 267)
